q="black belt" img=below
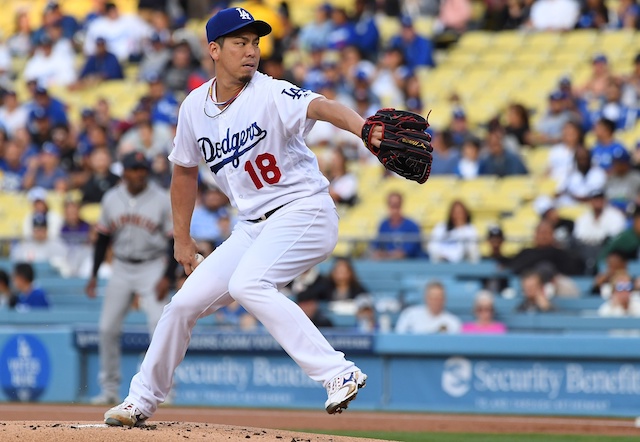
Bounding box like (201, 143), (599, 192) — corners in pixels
(247, 205), (285, 223)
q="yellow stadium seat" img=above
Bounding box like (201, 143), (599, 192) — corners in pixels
(375, 15), (400, 44)
(80, 203), (103, 225)
(491, 31), (525, 50)
(523, 32), (561, 50)
(557, 30), (599, 49)
(456, 31), (494, 51)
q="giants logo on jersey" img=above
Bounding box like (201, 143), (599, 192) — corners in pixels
(199, 122), (267, 174)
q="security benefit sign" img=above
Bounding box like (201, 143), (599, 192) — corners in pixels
(172, 355), (324, 407)
(0, 334), (50, 401)
(389, 357), (640, 416)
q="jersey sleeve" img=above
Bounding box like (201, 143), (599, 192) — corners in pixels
(95, 192), (112, 235)
(168, 99), (201, 168)
(270, 80), (323, 138)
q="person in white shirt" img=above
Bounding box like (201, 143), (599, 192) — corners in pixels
(23, 34), (76, 87)
(598, 273), (640, 317)
(574, 189), (627, 246)
(529, 0), (580, 30)
(395, 281), (462, 334)
(83, 2), (152, 62)
(428, 200), (480, 262)
(547, 121), (584, 183)
(0, 91), (28, 137)
(556, 146), (607, 207)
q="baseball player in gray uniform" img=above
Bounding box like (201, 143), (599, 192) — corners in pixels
(86, 151), (176, 405)
(104, 7), (384, 427)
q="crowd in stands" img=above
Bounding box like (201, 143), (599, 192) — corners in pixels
(0, 0), (639, 332)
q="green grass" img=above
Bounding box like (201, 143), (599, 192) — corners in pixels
(309, 430), (640, 442)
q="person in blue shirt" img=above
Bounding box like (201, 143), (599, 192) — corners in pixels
(145, 73), (179, 126)
(78, 37), (124, 83)
(0, 140), (27, 191)
(371, 192), (424, 259)
(352, 0), (379, 61)
(27, 85), (68, 128)
(326, 7), (357, 51)
(23, 141), (69, 191)
(388, 16), (435, 70)
(190, 186), (234, 247)
(591, 118), (627, 171)
(430, 130), (461, 175)
(478, 121), (528, 177)
(12, 262), (50, 310)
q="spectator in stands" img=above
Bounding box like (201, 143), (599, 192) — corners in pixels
(593, 80), (637, 131)
(146, 74), (179, 126)
(574, 189), (627, 273)
(435, 0), (473, 38)
(22, 142), (69, 192)
(22, 187), (63, 240)
(84, 2), (152, 62)
(354, 295), (377, 333)
(388, 16), (435, 70)
(28, 85), (69, 129)
(532, 91), (573, 146)
(80, 147), (120, 204)
(462, 291), (507, 334)
(430, 130), (461, 175)
(508, 220), (585, 276)
(579, 54), (615, 102)
(547, 121), (584, 183)
(478, 121), (528, 177)
(614, 0), (640, 27)
(555, 146), (607, 206)
(591, 250), (628, 296)
(533, 196), (574, 250)
(215, 301), (259, 331)
(456, 137), (481, 180)
(12, 262), (50, 311)
(371, 191), (424, 260)
(162, 40), (199, 97)
(39, 2), (80, 40)
(528, 0), (580, 29)
(326, 7), (355, 51)
(428, 200), (480, 263)
(23, 33), (76, 88)
(0, 91), (28, 138)
(504, 103), (532, 148)
(296, 290), (334, 328)
(327, 149), (358, 207)
(138, 33), (172, 82)
(47, 17), (75, 62)
(622, 53), (640, 108)
(0, 269), (16, 309)
(516, 271), (555, 313)
(27, 107), (53, 150)
(190, 186), (233, 248)
(351, 0), (379, 61)
(0, 140), (27, 192)
(304, 257), (368, 302)
(605, 145), (640, 212)
(600, 205), (640, 260)
(483, 225), (510, 266)
(59, 199), (92, 277)
(298, 3), (333, 52)
(395, 281), (462, 334)
(76, 37), (124, 86)
(8, 9), (34, 58)
(575, 0), (609, 28)
(403, 74), (423, 114)
(12, 213), (67, 267)
(370, 46), (410, 110)
(448, 109), (472, 148)
(598, 273), (640, 317)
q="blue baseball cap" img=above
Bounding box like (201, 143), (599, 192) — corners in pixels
(592, 54), (608, 64)
(612, 146), (631, 163)
(452, 109), (466, 120)
(549, 90), (566, 101)
(205, 7), (272, 43)
(42, 141), (60, 156)
(400, 15), (413, 27)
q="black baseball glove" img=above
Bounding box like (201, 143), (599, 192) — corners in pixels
(361, 108), (433, 184)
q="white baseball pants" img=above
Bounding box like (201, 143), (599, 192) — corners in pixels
(126, 193), (356, 417)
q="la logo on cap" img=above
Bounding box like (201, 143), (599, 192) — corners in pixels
(236, 8), (252, 20)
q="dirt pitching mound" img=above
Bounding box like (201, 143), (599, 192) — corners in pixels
(0, 421), (392, 442)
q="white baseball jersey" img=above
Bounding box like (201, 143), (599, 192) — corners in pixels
(168, 72), (329, 220)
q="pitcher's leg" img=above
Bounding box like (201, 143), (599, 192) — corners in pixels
(228, 195), (355, 383)
(126, 228), (252, 417)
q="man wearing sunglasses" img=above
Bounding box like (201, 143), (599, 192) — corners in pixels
(597, 273), (640, 317)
